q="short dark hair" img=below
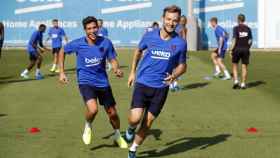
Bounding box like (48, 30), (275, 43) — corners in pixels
(52, 19), (58, 22)
(238, 14), (246, 22)
(152, 21), (159, 27)
(97, 19), (103, 23)
(82, 16), (98, 29)
(163, 5), (181, 17)
(210, 17), (218, 23)
(39, 24), (46, 29)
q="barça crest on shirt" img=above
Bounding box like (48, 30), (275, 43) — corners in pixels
(99, 47), (105, 53)
(171, 45), (176, 51)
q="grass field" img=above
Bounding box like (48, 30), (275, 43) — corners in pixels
(0, 49), (280, 158)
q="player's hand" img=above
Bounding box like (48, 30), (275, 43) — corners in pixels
(229, 50), (233, 58)
(59, 72), (69, 84)
(128, 72), (136, 87)
(114, 68), (123, 78)
(164, 73), (175, 85)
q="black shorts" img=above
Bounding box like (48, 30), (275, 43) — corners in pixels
(232, 48), (250, 65)
(131, 83), (169, 117)
(79, 84), (116, 107)
(52, 47), (61, 54)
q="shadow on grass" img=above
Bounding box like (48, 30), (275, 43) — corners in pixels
(0, 114), (7, 117)
(0, 68), (76, 85)
(90, 144), (117, 151)
(138, 134), (231, 158)
(102, 129), (163, 141)
(247, 80), (266, 88)
(181, 82), (210, 90)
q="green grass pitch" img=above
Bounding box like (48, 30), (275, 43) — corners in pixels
(0, 49), (280, 158)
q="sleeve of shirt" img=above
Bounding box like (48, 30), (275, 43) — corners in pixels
(106, 40), (117, 60)
(232, 27), (238, 39)
(39, 34), (43, 47)
(248, 28), (253, 40)
(30, 32), (37, 45)
(64, 40), (78, 54)
(178, 42), (187, 64)
(61, 28), (66, 36)
(216, 28), (224, 39)
(48, 29), (51, 37)
(138, 33), (149, 51)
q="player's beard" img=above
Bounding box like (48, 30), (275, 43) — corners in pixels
(163, 24), (175, 36)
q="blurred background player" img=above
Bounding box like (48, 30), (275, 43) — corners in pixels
(210, 17), (231, 80)
(0, 22), (4, 59)
(46, 19), (68, 73)
(58, 16), (127, 148)
(97, 19), (112, 71)
(126, 5), (187, 158)
(170, 15), (188, 91)
(145, 21), (160, 32)
(230, 14), (252, 89)
(20, 24), (49, 80)
(97, 19), (108, 37)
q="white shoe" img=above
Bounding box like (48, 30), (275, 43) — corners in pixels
(221, 76), (231, 80)
(213, 71), (221, 77)
(20, 73), (29, 79)
(82, 125), (92, 145)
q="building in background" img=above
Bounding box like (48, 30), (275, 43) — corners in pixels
(0, 0), (278, 48)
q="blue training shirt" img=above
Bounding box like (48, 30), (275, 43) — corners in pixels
(97, 27), (108, 37)
(64, 36), (117, 87)
(27, 30), (43, 53)
(215, 25), (228, 50)
(48, 27), (66, 48)
(136, 29), (187, 88)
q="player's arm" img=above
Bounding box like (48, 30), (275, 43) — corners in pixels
(64, 35), (69, 43)
(58, 48), (68, 84)
(218, 37), (224, 54)
(128, 48), (143, 87)
(164, 63), (187, 85)
(229, 27), (237, 57)
(109, 58), (123, 78)
(248, 28), (253, 48)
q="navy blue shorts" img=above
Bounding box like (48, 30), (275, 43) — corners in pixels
(28, 51), (38, 61)
(52, 47), (61, 54)
(131, 83), (169, 117)
(79, 84), (116, 107)
(214, 48), (227, 58)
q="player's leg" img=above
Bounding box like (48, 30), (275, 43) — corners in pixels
(232, 50), (241, 89)
(99, 87), (127, 148)
(0, 39), (3, 58)
(125, 83), (146, 143)
(126, 108), (145, 142)
(35, 54), (43, 80)
(79, 84), (99, 145)
(217, 51), (231, 80)
(211, 50), (221, 77)
(240, 51), (250, 89)
(128, 111), (155, 158)
(20, 52), (37, 79)
(50, 48), (60, 72)
(128, 86), (168, 158)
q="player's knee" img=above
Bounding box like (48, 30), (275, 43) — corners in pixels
(129, 116), (141, 125)
(106, 107), (118, 120)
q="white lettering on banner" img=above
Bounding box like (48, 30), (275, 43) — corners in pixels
(2, 20), (78, 28)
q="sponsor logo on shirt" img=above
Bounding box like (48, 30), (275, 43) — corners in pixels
(85, 57), (102, 67)
(239, 32), (248, 38)
(151, 50), (170, 60)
